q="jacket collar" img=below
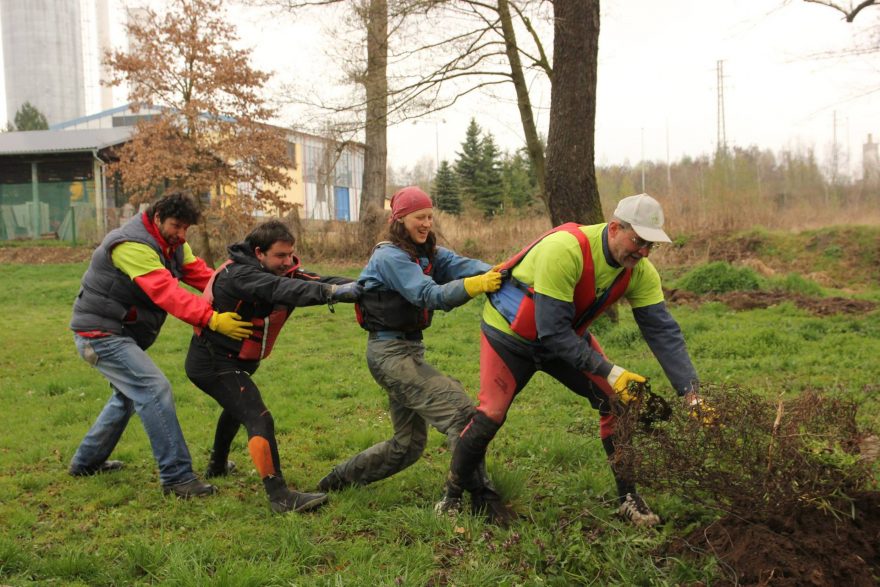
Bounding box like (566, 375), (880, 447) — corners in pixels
(601, 224), (621, 268)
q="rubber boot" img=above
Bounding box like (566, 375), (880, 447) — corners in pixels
(316, 467), (352, 492)
(449, 412), (502, 493)
(471, 486), (517, 527)
(263, 475), (328, 514)
(602, 436), (635, 503)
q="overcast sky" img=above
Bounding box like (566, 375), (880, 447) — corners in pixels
(3, 0), (879, 178)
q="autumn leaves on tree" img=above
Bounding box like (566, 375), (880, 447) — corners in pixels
(105, 0), (292, 263)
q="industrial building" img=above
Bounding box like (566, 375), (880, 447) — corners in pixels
(1, 0), (87, 126)
(0, 104), (365, 242)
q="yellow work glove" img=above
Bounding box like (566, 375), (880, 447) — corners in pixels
(463, 270), (503, 298)
(606, 365), (646, 404)
(208, 311), (253, 341)
(684, 392), (719, 426)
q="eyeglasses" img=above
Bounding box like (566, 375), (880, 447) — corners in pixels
(628, 233), (658, 252)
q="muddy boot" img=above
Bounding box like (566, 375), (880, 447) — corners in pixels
(162, 478), (217, 498)
(263, 475), (328, 514)
(316, 468), (352, 492)
(471, 487), (517, 527)
(434, 476), (464, 517)
(69, 460), (124, 477)
(618, 492), (660, 527)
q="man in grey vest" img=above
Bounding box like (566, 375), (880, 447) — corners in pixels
(69, 192), (252, 497)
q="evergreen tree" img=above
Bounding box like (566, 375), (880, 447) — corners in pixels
(454, 118), (483, 202)
(12, 102), (49, 131)
(473, 133), (504, 217)
(502, 148), (537, 209)
(432, 160), (461, 215)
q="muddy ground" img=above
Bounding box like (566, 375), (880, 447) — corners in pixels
(0, 246), (92, 265)
(665, 288), (877, 316)
(663, 491), (880, 586)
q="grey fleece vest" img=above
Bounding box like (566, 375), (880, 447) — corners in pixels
(69, 214), (186, 349)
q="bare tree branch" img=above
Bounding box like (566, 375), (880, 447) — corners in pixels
(803, 0), (879, 21)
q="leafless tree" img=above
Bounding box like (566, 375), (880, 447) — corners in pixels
(802, 0), (878, 22)
(259, 0), (604, 226)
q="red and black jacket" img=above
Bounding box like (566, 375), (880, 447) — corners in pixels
(196, 242), (352, 362)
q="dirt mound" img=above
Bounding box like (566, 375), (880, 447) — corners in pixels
(665, 288), (877, 316)
(0, 246), (92, 264)
(665, 491), (880, 586)
(620, 384), (880, 585)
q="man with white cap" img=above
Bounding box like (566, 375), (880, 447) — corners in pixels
(436, 193), (700, 527)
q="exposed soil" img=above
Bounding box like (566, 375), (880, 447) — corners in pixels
(665, 288), (877, 316)
(0, 246), (92, 264)
(664, 491), (880, 586)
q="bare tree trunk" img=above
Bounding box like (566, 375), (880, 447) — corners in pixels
(358, 0), (389, 251)
(545, 0), (603, 226)
(497, 0), (548, 212)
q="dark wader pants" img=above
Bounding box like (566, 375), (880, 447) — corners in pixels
(331, 338), (476, 485)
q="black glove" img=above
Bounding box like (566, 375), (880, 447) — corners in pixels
(330, 282), (363, 303)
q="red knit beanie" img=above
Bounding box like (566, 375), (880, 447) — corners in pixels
(389, 186), (433, 222)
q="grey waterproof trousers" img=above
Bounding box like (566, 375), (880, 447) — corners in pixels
(331, 338), (476, 485)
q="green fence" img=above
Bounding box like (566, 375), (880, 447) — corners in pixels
(0, 180), (98, 243)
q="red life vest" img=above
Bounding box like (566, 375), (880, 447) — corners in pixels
(490, 223), (632, 341)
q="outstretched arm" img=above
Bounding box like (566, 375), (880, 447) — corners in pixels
(632, 301), (698, 396)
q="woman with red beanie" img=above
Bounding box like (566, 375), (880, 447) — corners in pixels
(316, 186), (502, 514)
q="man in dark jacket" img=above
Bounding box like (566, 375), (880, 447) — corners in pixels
(69, 192), (253, 497)
(185, 219), (361, 514)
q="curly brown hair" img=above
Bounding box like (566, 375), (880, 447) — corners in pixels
(146, 191), (201, 225)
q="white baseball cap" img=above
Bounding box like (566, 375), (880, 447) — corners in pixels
(612, 194), (672, 243)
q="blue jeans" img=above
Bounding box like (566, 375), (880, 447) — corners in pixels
(70, 334), (196, 486)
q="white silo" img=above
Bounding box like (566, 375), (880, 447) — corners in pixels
(1, 0), (86, 126)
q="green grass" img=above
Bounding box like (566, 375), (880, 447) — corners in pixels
(1, 262), (878, 585)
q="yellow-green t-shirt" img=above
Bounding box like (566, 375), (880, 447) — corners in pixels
(483, 223), (664, 336)
(111, 241), (198, 279)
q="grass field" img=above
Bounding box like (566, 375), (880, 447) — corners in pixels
(0, 256), (878, 586)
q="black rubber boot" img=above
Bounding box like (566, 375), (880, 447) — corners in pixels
(263, 475), (328, 514)
(471, 487), (517, 527)
(316, 468), (352, 492)
(449, 413), (502, 492)
(602, 436), (636, 502)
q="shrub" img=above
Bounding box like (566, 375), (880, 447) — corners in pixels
(615, 383), (876, 520)
(767, 272), (824, 296)
(675, 261), (762, 294)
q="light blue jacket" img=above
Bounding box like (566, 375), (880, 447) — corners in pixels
(358, 243), (490, 312)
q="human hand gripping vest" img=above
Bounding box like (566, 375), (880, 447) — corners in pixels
(463, 270), (503, 298)
(209, 311), (253, 341)
(606, 365), (647, 404)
